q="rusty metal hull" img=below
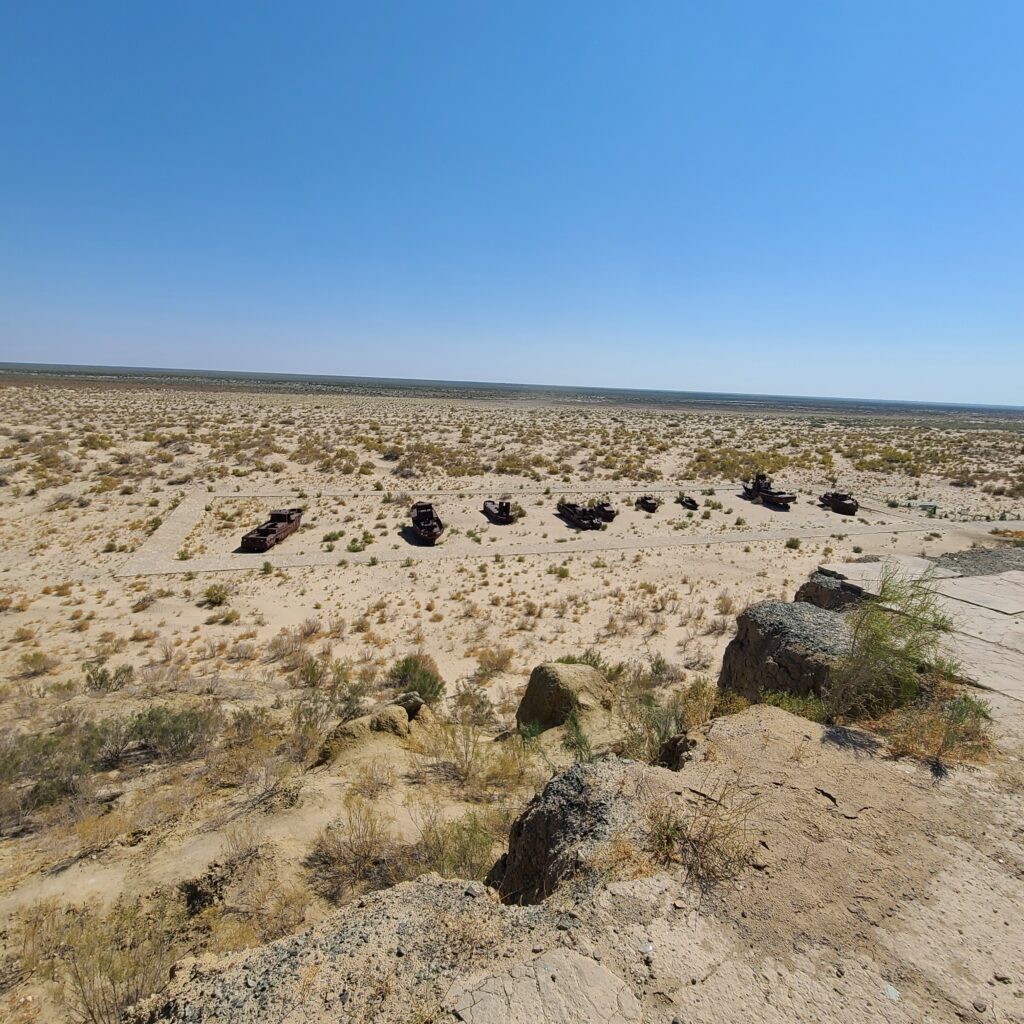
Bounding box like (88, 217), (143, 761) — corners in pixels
(241, 508), (302, 552)
(483, 499), (514, 524)
(411, 502), (444, 543)
(819, 492), (859, 515)
(557, 502), (602, 530)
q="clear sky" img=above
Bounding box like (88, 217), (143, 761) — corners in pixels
(1, 2), (1022, 404)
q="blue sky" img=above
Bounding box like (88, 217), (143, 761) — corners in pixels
(1, 2), (1021, 404)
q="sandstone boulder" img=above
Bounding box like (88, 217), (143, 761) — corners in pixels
(370, 705), (410, 737)
(718, 600), (851, 703)
(515, 662), (610, 731)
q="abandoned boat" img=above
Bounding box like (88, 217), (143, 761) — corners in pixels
(741, 472), (796, 508)
(483, 498), (515, 524)
(557, 502), (603, 530)
(240, 508), (303, 553)
(819, 491), (860, 516)
(411, 501), (445, 544)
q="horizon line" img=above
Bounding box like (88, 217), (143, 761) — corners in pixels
(1, 360), (1022, 414)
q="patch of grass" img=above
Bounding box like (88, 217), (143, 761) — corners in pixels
(761, 690), (829, 723)
(874, 685), (993, 766)
(645, 779), (755, 893)
(561, 708), (594, 762)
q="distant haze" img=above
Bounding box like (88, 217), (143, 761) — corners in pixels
(1, 4), (1022, 404)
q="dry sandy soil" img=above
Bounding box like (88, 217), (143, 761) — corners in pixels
(0, 375), (1022, 1022)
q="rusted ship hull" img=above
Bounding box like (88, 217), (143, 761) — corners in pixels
(411, 502), (445, 544)
(483, 500), (514, 524)
(240, 508), (303, 552)
(819, 492), (859, 515)
(557, 502), (602, 530)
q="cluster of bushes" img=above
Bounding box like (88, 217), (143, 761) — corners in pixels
(386, 652), (446, 704)
(0, 703), (220, 833)
(305, 796), (506, 905)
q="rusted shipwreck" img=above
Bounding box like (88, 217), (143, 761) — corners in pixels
(240, 508), (303, 553)
(557, 502), (603, 530)
(483, 498), (515, 524)
(411, 502), (445, 544)
(819, 491), (860, 516)
(741, 472), (796, 509)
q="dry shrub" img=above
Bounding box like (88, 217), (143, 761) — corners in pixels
(409, 714), (536, 800)
(17, 895), (184, 1024)
(305, 797), (406, 903)
(201, 825), (309, 952)
(350, 758), (396, 799)
(472, 645), (514, 680)
(72, 808), (130, 854)
(873, 686), (992, 766)
(620, 676), (717, 763)
(407, 798), (497, 880)
(645, 777), (755, 893)
(590, 833), (657, 882)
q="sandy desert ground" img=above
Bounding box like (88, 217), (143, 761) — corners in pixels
(1, 374), (1023, 1022)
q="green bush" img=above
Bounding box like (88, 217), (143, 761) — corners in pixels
(386, 653), (446, 704)
(826, 568), (954, 721)
(130, 705), (220, 759)
(19, 651), (58, 677)
(201, 583), (230, 607)
(82, 660), (133, 693)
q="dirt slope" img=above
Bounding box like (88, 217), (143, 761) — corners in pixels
(131, 702), (1024, 1024)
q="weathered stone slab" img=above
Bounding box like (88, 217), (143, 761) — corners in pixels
(934, 571), (1024, 616)
(446, 949), (641, 1024)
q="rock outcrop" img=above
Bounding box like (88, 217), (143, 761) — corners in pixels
(718, 600), (851, 702)
(795, 570), (862, 611)
(315, 694), (429, 763)
(489, 758), (681, 904)
(515, 662), (611, 731)
(128, 705), (1024, 1024)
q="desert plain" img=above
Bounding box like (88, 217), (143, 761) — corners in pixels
(1, 371), (1024, 1023)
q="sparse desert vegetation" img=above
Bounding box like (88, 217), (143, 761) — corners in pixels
(0, 372), (1022, 1023)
